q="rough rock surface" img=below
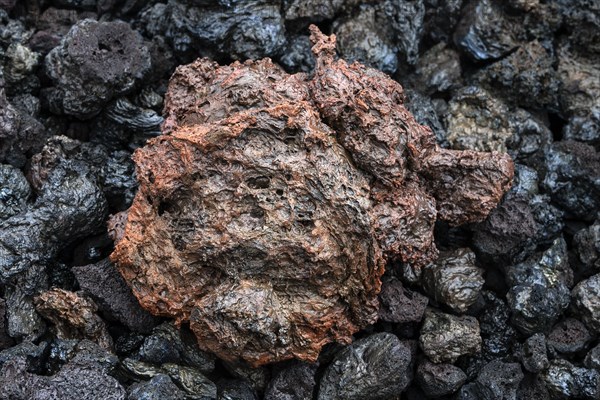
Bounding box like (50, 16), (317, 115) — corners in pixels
(572, 273), (600, 334)
(264, 361), (317, 400)
(505, 237), (572, 334)
(416, 359), (467, 397)
(34, 289), (113, 350)
(378, 276), (428, 323)
(72, 258), (157, 333)
(518, 333), (549, 374)
(421, 248), (484, 313)
(317, 333), (413, 400)
(419, 309), (481, 363)
(542, 359), (600, 400)
(475, 360), (524, 400)
(44, 19), (151, 119)
(111, 26), (513, 366)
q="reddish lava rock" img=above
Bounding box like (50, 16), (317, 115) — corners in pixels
(111, 26), (513, 366)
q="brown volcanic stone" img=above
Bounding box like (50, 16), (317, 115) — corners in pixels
(111, 26), (513, 366)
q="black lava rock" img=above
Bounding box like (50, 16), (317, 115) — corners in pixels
(547, 318), (593, 355)
(572, 273), (600, 335)
(419, 309), (481, 363)
(416, 358), (466, 397)
(264, 361), (316, 400)
(505, 237), (572, 334)
(378, 276), (428, 324)
(518, 333), (549, 374)
(0, 163), (30, 220)
(128, 374), (187, 400)
(542, 359), (600, 400)
(542, 141), (600, 221)
(475, 360), (524, 400)
(44, 19), (151, 119)
(72, 258), (157, 334)
(421, 248), (484, 313)
(136, 322), (215, 374)
(318, 332), (413, 400)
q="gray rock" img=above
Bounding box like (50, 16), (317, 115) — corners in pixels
(419, 309), (481, 363)
(453, 0), (519, 61)
(558, 42), (600, 147)
(0, 136), (108, 283)
(264, 361), (317, 400)
(445, 86), (512, 152)
(416, 359), (466, 397)
(412, 43), (462, 95)
(475, 360), (524, 400)
(473, 40), (560, 111)
(277, 34), (314, 74)
(0, 344), (126, 400)
(0, 340), (47, 371)
(542, 359), (600, 400)
(318, 333), (413, 400)
(421, 248), (484, 313)
(572, 273), (600, 334)
(3, 43), (39, 85)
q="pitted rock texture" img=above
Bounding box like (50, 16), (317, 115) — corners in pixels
(111, 26), (513, 366)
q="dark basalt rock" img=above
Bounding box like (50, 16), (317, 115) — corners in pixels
(378, 276), (428, 324)
(317, 333), (413, 400)
(473, 40), (560, 111)
(44, 19), (151, 119)
(111, 26), (512, 366)
(475, 360), (524, 400)
(128, 374), (187, 400)
(0, 342), (126, 400)
(585, 343), (600, 370)
(264, 361), (316, 400)
(542, 141), (600, 221)
(505, 237), (572, 334)
(72, 259), (158, 334)
(419, 309), (481, 363)
(421, 247), (484, 313)
(542, 359), (600, 400)
(572, 273), (600, 335)
(518, 333), (549, 374)
(573, 221), (600, 277)
(0, 164), (30, 220)
(547, 318), (593, 355)
(416, 358), (466, 397)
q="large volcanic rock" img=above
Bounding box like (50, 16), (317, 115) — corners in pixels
(111, 26), (513, 366)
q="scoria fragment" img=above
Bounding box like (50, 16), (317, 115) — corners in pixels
(111, 26), (513, 366)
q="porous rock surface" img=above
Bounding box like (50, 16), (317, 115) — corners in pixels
(111, 26), (513, 366)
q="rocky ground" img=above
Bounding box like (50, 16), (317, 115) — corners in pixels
(0, 1), (599, 399)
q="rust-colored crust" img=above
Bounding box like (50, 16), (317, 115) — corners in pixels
(111, 26), (513, 366)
